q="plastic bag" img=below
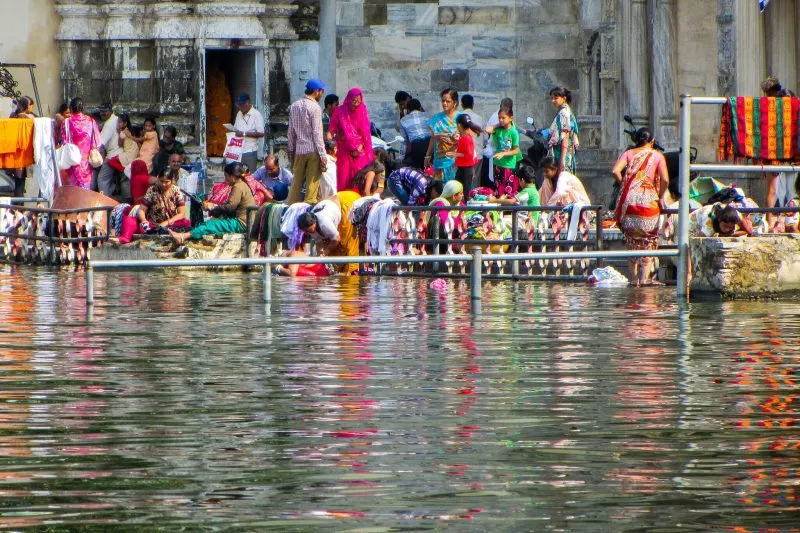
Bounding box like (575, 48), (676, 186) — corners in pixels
(586, 266), (629, 287)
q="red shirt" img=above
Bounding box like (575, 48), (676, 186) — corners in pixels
(455, 134), (478, 167)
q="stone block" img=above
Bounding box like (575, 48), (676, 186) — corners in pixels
(517, 27), (581, 61)
(363, 3), (388, 25)
(388, 4), (438, 27)
(374, 35), (422, 62)
(431, 68), (469, 92)
(472, 36), (517, 59)
(421, 33), (473, 62)
(337, 0), (364, 26)
(516, 0), (580, 26)
(337, 36), (374, 60)
(438, 7), (510, 26)
(468, 69), (514, 91)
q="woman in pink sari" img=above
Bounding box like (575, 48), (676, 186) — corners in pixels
(61, 97), (102, 189)
(327, 88), (374, 191)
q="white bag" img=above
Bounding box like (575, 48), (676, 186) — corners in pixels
(587, 266), (629, 287)
(56, 119), (81, 170)
(223, 132), (244, 163)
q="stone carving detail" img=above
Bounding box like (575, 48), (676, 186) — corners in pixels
(291, 0), (320, 41)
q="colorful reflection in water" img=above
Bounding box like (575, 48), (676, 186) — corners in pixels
(0, 267), (797, 530)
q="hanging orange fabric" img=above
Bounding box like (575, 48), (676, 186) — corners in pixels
(0, 118), (35, 168)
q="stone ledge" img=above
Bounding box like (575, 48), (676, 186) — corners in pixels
(690, 235), (800, 299)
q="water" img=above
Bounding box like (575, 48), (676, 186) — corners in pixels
(0, 267), (798, 531)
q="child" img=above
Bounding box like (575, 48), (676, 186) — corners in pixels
(488, 107), (522, 197)
(489, 164), (541, 227)
(447, 114), (482, 197)
(132, 116), (159, 173)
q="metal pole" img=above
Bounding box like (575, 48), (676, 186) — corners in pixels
(677, 94), (691, 300)
(86, 267), (94, 305)
(511, 211), (519, 278)
(28, 65), (42, 116)
(470, 247), (482, 301)
(263, 262), (272, 303)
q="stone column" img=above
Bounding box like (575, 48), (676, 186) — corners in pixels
(735, 0), (766, 94)
(621, 0), (650, 131)
(648, 0), (678, 148)
(319, 0), (337, 93)
(766, 0), (797, 92)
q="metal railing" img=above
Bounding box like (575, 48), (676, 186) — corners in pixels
(86, 248), (680, 307)
(0, 203), (113, 264)
(678, 94), (800, 296)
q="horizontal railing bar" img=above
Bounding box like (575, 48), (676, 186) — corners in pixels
(0, 204), (114, 215)
(5, 197), (46, 204)
(662, 206), (800, 214)
(688, 96), (728, 104)
(389, 238), (594, 246)
(692, 163), (800, 173)
(89, 249), (678, 270)
(390, 205), (603, 212)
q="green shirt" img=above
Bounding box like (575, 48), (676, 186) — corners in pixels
(492, 126), (522, 169)
(516, 185), (541, 226)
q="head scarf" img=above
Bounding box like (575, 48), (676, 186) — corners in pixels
(330, 88), (374, 155)
(131, 159), (148, 179)
(429, 180), (463, 205)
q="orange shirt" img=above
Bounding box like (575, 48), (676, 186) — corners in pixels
(0, 118), (35, 168)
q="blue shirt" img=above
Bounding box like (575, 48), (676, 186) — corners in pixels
(389, 167), (428, 205)
(251, 166), (294, 191)
(400, 111), (431, 144)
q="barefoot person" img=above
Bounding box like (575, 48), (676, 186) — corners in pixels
(169, 162), (255, 244)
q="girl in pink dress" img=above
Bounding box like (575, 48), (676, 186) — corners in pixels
(327, 88), (374, 191)
(61, 97), (102, 189)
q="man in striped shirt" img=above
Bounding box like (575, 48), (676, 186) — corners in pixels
(287, 79), (328, 204)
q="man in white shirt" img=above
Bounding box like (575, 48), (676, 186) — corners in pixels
(98, 103), (121, 159)
(233, 93), (265, 174)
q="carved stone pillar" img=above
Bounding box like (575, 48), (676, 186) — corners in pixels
(621, 0), (650, 130)
(735, 0), (766, 94)
(766, 0), (797, 92)
(600, 0), (621, 149)
(648, 0), (678, 148)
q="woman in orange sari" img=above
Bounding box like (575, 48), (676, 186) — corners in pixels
(611, 128), (669, 286)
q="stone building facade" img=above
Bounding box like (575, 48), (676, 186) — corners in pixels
(54, 0), (300, 160)
(45, 0), (800, 201)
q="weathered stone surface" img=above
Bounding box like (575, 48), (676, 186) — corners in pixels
(690, 235), (800, 299)
(431, 68), (469, 91)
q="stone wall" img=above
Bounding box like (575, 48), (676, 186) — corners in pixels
(0, 0), (62, 115)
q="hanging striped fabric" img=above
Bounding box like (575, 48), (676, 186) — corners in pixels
(759, 0), (770, 12)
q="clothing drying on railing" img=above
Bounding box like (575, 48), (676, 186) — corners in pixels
(251, 202), (287, 256)
(365, 198), (396, 255)
(718, 96), (800, 162)
(0, 118), (34, 169)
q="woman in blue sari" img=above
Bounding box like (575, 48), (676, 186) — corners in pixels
(547, 86), (580, 174)
(425, 88), (461, 183)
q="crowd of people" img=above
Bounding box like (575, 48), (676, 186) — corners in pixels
(10, 73), (796, 285)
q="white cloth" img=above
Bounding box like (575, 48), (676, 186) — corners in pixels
(234, 107), (265, 154)
(566, 202), (585, 240)
(280, 202), (311, 250)
(320, 154), (337, 199)
(176, 168), (196, 221)
(463, 109), (487, 151)
(32, 118), (57, 201)
(483, 111), (500, 183)
(100, 114), (121, 158)
(365, 198), (396, 255)
(775, 172), (797, 206)
(311, 199), (341, 240)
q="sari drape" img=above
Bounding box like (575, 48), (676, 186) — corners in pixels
(329, 88), (374, 191)
(428, 111), (459, 182)
(62, 113), (101, 189)
(615, 148), (661, 250)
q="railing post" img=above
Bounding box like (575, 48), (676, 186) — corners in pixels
(677, 94), (692, 300)
(86, 266), (94, 305)
(511, 209), (519, 279)
(470, 247), (482, 301)
(595, 207), (604, 267)
(263, 260), (272, 303)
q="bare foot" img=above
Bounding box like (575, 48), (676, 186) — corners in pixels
(107, 237), (120, 245)
(168, 229), (188, 245)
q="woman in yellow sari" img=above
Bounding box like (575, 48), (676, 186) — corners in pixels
(297, 191), (362, 274)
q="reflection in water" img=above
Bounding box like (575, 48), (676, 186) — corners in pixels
(0, 267), (798, 529)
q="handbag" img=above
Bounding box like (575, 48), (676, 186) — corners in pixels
(89, 127), (103, 168)
(56, 118), (81, 170)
